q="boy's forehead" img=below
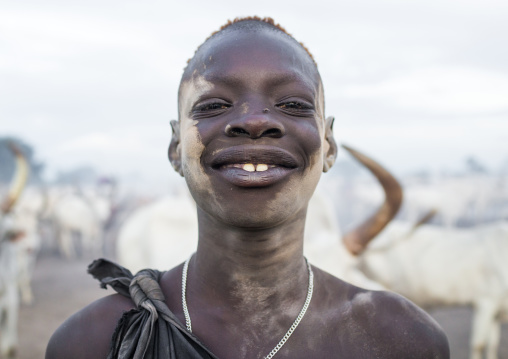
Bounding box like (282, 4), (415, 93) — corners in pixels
(183, 28), (321, 92)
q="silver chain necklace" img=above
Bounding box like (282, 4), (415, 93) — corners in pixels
(182, 255), (314, 359)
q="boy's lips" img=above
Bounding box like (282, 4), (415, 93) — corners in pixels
(208, 145), (299, 187)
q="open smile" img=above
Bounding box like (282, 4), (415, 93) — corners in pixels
(209, 145), (299, 187)
(221, 163), (276, 172)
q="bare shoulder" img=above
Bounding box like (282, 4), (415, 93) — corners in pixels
(312, 268), (449, 358)
(346, 288), (449, 358)
(45, 293), (135, 359)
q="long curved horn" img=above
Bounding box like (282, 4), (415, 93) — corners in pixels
(1, 143), (29, 214)
(341, 144), (403, 256)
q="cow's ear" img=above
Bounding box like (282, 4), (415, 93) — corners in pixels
(168, 120), (184, 177)
(323, 116), (337, 173)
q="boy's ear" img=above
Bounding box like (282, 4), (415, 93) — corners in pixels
(323, 116), (338, 173)
(168, 120), (184, 177)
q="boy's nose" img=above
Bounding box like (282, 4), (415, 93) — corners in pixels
(225, 111), (285, 139)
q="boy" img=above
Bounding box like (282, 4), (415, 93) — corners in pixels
(46, 17), (449, 358)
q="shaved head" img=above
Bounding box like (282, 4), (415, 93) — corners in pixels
(184, 17), (317, 75)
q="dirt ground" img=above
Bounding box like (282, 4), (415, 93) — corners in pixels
(14, 252), (508, 359)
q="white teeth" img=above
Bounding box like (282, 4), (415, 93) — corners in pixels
(227, 163), (273, 172)
(242, 163), (255, 172)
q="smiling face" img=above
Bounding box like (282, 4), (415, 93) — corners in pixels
(169, 26), (336, 228)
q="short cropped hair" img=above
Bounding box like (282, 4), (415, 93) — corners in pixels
(183, 16), (317, 74)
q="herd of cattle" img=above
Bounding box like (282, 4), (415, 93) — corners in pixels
(1, 144), (507, 359)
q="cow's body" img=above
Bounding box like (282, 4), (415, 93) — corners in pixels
(51, 192), (108, 258)
(116, 194), (198, 273)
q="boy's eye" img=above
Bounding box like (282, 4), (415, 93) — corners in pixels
(276, 101), (314, 115)
(277, 101), (310, 110)
(197, 103), (230, 111)
(193, 101), (231, 114)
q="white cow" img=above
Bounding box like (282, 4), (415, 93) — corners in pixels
(50, 189), (111, 259)
(0, 144), (29, 358)
(0, 231), (20, 359)
(0, 212), (38, 358)
(0, 223), (29, 359)
(358, 220), (508, 359)
(116, 193), (198, 273)
(9, 188), (46, 304)
(6, 207), (40, 305)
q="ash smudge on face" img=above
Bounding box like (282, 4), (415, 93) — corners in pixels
(179, 75), (224, 215)
(240, 102), (250, 115)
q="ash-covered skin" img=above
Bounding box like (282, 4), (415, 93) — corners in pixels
(240, 102), (250, 115)
(176, 73), (224, 216)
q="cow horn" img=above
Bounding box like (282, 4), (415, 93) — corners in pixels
(341, 144), (403, 256)
(1, 143), (29, 214)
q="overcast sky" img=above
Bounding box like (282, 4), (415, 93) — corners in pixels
(1, 0), (507, 191)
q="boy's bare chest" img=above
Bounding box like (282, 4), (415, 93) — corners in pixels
(167, 300), (401, 359)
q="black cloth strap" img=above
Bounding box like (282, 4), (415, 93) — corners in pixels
(88, 259), (219, 359)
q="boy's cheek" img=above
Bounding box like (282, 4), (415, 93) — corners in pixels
(180, 119), (204, 160)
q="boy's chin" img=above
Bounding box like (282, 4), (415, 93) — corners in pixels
(202, 199), (306, 230)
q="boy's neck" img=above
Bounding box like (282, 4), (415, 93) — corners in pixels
(186, 206), (310, 311)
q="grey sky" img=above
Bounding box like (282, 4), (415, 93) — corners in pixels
(1, 0), (507, 189)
